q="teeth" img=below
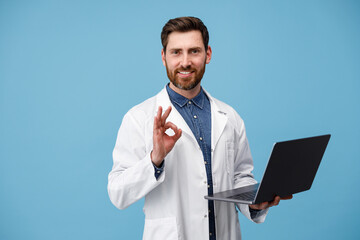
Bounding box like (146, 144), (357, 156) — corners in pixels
(179, 72), (190, 74)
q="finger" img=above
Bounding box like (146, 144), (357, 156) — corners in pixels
(153, 115), (158, 130)
(268, 196), (282, 208)
(161, 106), (172, 126)
(260, 202), (269, 209)
(249, 204), (259, 210)
(157, 106), (163, 119)
(174, 128), (182, 141)
(164, 122), (182, 141)
(250, 201), (269, 210)
(154, 106), (163, 130)
(280, 195), (293, 200)
(169, 128), (182, 143)
(164, 121), (178, 132)
(272, 196), (281, 206)
(154, 115), (161, 131)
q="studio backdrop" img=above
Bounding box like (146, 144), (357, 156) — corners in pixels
(0, 0), (359, 239)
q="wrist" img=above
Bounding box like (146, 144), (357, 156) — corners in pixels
(151, 151), (163, 167)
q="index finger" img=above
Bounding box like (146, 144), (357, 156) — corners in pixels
(156, 106), (163, 119)
(161, 106), (172, 125)
(153, 106), (163, 130)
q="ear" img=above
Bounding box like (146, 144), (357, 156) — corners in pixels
(161, 48), (166, 66)
(205, 45), (212, 64)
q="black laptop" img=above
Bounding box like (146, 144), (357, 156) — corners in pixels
(205, 134), (331, 204)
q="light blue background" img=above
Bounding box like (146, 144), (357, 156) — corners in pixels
(1, 0), (359, 239)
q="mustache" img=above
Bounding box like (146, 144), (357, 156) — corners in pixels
(175, 67), (196, 72)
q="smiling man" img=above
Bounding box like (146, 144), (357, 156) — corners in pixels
(162, 30), (210, 96)
(108, 16), (288, 240)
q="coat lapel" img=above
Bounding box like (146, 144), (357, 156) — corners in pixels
(155, 86), (228, 149)
(205, 90), (228, 151)
(155, 87), (197, 144)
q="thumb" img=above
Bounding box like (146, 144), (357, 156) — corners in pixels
(174, 129), (182, 141)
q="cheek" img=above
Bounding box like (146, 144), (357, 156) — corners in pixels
(164, 58), (175, 71)
(193, 60), (206, 69)
(168, 61), (180, 71)
(192, 55), (207, 67)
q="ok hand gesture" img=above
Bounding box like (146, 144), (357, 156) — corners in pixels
(151, 106), (182, 167)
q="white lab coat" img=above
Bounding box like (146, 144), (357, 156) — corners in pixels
(108, 87), (268, 240)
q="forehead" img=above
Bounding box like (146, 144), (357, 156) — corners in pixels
(166, 30), (204, 50)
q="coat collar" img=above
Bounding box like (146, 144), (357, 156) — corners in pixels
(166, 84), (206, 109)
(155, 85), (228, 150)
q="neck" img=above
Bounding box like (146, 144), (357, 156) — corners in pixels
(169, 82), (201, 99)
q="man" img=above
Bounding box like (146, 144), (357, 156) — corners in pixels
(108, 16), (290, 240)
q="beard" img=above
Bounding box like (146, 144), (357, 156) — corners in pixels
(165, 61), (206, 91)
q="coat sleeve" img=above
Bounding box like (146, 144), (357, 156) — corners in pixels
(232, 111), (269, 223)
(107, 109), (165, 210)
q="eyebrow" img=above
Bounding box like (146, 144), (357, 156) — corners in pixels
(167, 47), (203, 52)
(168, 48), (181, 52)
(189, 47), (202, 51)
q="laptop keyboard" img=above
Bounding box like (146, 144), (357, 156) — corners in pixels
(229, 190), (256, 201)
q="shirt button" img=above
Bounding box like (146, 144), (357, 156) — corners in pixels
(188, 101), (192, 104)
(210, 233), (213, 236)
(199, 137), (203, 141)
(157, 170), (161, 174)
(204, 161), (207, 164)
(204, 214), (207, 218)
(208, 185), (210, 188)
(194, 115), (197, 119)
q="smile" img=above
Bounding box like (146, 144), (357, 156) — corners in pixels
(177, 71), (194, 77)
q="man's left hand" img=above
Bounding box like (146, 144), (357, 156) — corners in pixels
(249, 195), (293, 210)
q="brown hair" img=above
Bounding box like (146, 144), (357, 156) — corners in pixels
(161, 16), (209, 52)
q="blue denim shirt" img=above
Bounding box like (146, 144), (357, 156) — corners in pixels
(165, 84), (217, 240)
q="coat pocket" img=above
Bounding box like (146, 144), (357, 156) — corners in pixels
(143, 217), (178, 240)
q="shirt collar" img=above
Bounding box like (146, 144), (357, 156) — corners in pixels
(166, 84), (205, 109)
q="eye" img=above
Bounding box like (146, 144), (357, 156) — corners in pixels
(191, 49), (199, 54)
(171, 50), (179, 55)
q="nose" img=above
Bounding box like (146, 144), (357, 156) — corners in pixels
(180, 53), (191, 69)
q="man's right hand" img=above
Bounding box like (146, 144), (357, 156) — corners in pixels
(151, 106), (182, 167)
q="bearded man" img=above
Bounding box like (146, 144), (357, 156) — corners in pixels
(108, 16), (288, 240)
